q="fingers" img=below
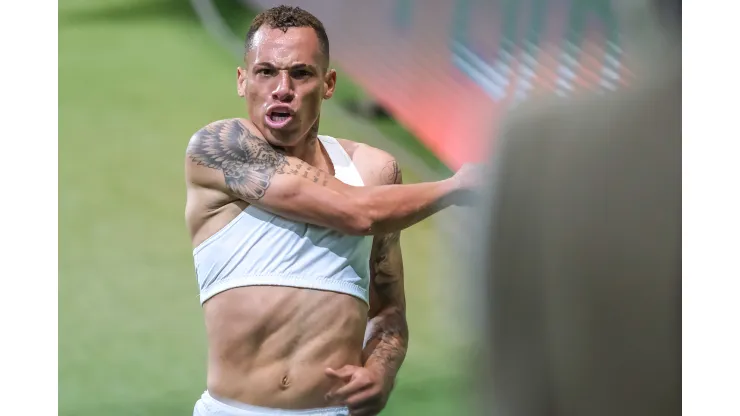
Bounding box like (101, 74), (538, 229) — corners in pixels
(333, 383), (384, 416)
(325, 365), (357, 381)
(345, 387), (382, 410)
(325, 365), (363, 404)
(325, 366), (386, 416)
(346, 392), (383, 416)
(330, 377), (370, 403)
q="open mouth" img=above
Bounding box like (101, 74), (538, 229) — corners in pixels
(265, 107), (294, 129)
(269, 111), (291, 122)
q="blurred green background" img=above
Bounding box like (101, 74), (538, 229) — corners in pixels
(59, 0), (474, 414)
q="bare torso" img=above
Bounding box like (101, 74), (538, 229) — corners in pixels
(185, 134), (381, 409)
(203, 286), (367, 408)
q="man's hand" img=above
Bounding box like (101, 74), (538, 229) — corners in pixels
(325, 365), (392, 416)
(452, 163), (485, 206)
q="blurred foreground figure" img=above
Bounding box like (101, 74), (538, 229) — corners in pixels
(478, 0), (680, 415)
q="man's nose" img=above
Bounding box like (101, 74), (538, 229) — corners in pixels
(272, 72), (294, 102)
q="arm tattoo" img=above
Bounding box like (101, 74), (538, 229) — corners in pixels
(187, 119), (288, 201)
(364, 158), (408, 381)
(366, 231), (408, 381)
(380, 159), (402, 185)
(187, 119), (331, 200)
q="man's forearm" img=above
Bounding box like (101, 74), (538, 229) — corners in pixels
(354, 179), (460, 235)
(362, 307), (409, 385)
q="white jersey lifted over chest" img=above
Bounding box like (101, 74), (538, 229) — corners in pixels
(193, 135), (373, 305)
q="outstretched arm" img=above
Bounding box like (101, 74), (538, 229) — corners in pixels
(186, 119), (466, 236)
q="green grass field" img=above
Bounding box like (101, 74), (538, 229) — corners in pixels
(59, 1), (475, 414)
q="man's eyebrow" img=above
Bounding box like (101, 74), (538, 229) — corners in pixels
(253, 62), (317, 70)
(253, 61), (275, 68)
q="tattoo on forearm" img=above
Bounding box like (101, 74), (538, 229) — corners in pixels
(366, 306), (408, 374)
(187, 119), (330, 201)
(366, 220), (408, 378)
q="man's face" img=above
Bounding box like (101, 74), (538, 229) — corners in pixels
(238, 26), (336, 147)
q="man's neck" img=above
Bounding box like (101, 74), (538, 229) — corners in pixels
(282, 122), (323, 165)
(282, 133), (320, 163)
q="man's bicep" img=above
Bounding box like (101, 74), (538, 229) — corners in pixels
(186, 119), (287, 200)
(187, 119), (325, 201)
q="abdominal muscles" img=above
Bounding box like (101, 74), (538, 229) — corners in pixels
(203, 285), (368, 409)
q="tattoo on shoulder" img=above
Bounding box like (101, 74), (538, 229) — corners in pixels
(380, 160), (402, 185)
(187, 119), (288, 201)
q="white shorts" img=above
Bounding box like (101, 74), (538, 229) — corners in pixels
(193, 391), (349, 416)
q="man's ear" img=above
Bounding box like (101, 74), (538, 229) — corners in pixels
(323, 68), (337, 100)
(237, 66), (248, 97)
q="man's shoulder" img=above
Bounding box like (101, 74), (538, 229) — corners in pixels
(188, 118), (256, 143)
(335, 138), (400, 185)
(185, 118), (265, 183)
(335, 138), (394, 162)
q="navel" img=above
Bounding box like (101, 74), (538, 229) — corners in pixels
(279, 374), (291, 390)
